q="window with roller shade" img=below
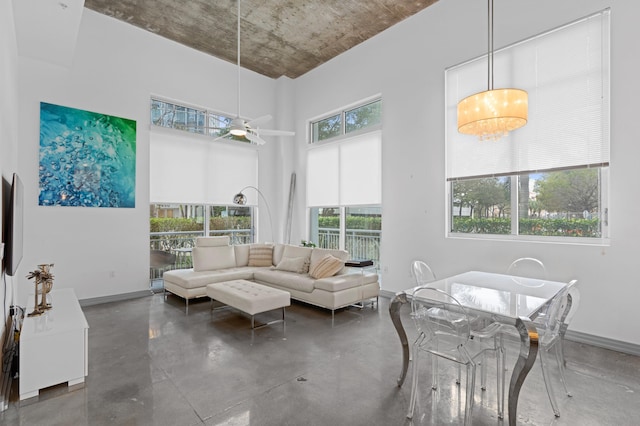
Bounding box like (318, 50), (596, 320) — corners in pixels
(149, 125), (263, 245)
(307, 130), (382, 263)
(445, 10), (610, 242)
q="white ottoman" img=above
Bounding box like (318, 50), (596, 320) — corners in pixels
(206, 280), (291, 329)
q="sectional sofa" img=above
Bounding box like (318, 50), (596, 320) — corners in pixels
(162, 236), (380, 316)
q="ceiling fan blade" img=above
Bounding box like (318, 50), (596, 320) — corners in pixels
(211, 131), (230, 142)
(245, 131), (267, 145)
(201, 126), (228, 130)
(255, 128), (295, 137)
(246, 114), (272, 128)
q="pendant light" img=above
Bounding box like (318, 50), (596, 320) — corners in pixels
(457, 0), (528, 141)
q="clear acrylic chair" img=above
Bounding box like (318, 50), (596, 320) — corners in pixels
(406, 286), (502, 425)
(558, 281), (581, 368)
(537, 280), (579, 417)
(411, 260), (436, 285)
(507, 257), (548, 279)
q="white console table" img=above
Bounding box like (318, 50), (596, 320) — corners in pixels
(19, 288), (89, 401)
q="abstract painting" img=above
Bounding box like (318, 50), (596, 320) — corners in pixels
(39, 102), (136, 207)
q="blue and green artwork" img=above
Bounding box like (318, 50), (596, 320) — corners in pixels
(39, 102), (137, 208)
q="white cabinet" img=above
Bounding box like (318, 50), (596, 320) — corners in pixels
(19, 288), (89, 401)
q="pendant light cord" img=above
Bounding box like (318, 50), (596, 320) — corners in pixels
(488, 0), (494, 91)
(237, 0), (241, 117)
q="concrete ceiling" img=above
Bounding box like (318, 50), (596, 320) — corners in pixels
(83, 0), (439, 79)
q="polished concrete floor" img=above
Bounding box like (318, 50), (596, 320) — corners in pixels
(1, 291), (639, 425)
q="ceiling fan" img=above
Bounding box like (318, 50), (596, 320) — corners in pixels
(209, 0), (294, 146)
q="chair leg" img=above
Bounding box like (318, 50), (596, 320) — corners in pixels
(464, 363), (476, 426)
(539, 347), (561, 417)
(554, 343), (572, 397)
(480, 352), (487, 390)
(407, 341), (421, 419)
(431, 355), (439, 390)
(496, 342), (505, 419)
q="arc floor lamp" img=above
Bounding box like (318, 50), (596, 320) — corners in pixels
(233, 186), (274, 243)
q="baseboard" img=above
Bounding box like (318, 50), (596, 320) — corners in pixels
(564, 330), (640, 357)
(378, 289), (640, 356)
(79, 290), (152, 307)
(379, 289), (396, 299)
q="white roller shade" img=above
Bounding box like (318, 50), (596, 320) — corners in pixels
(446, 10), (610, 180)
(307, 131), (382, 207)
(150, 128), (258, 204)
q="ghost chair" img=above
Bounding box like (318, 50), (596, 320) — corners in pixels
(507, 257), (548, 279)
(410, 260), (437, 285)
(406, 286), (503, 425)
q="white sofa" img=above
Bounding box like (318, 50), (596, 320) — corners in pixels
(162, 236), (379, 316)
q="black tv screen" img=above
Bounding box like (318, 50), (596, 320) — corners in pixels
(4, 173), (23, 276)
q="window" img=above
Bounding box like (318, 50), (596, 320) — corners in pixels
(311, 98), (381, 143)
(309, 206), (381, 262)
(150, 204), (254, 254)
(149, 111), (266, 246)
(151, 98), (250, 143)
(307, 128), (382, 263)
(445, 10), (610, 242)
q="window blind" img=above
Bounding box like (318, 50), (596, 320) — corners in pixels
(446, 10), (610, 180)
(307, 131), (382, 207)
(150, 129), (258, 204)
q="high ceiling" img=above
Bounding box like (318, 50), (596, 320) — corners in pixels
(83, 0), (439, 79)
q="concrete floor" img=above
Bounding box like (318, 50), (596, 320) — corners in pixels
(1, 292), (639, 425)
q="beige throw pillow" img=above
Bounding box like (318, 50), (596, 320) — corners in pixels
(274, 256), (308, 274)
(248, 244), (274, 267)
(309, 254), (344, 279)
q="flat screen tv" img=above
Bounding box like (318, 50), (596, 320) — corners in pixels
(4, 173), (23, 276)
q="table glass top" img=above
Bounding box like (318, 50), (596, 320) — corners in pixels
(407, 271), (567, 320)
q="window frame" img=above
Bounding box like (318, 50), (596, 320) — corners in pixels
(309, 97), (382, 144)
(150, 97), (251, 143)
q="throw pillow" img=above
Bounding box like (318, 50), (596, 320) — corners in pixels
(274, 256), (308, 274)
(248, 244), (274, 267)
(309, 254), (344, 279)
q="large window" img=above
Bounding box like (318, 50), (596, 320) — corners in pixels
(307, 127), (382, 263)
(309, 207), (381, 261)
(149, 102), (266, 249)
(445, 10), (610, 242)
(150, 204), (254, 253)
(311, 98), (382, 143)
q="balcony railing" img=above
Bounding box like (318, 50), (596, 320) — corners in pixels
(150, 229), (253, 270)
(317, 228), (381, 266)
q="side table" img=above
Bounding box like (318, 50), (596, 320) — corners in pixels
(345, 259), (378, 309)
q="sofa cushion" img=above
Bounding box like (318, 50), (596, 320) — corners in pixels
(196, 236), (230, 247)
(253, 269), (316, 293)
(281, 245), (313, 272)
(309, 254), (344, 279)
(248, 244), (274, 267)
(314, 272), (379, 292)
(234, 244), (250, 267)
(164, 267), (255, 289)
(193, 246), (236, 271)
(274, 256), (308, 274)
(272, 244), (286, 266)
(310, 248), (349, 275)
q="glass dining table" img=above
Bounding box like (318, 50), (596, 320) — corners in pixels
(389, 270), (568, 426)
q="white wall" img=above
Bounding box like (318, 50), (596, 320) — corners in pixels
(291, 0), (640, 346)
(14, 9), (280, 303)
